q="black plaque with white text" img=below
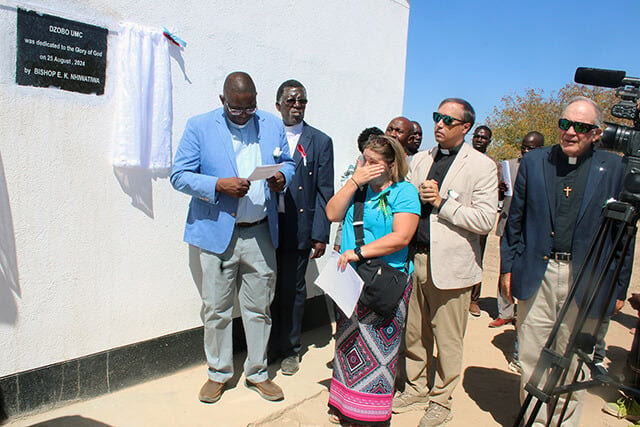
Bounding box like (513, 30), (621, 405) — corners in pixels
(16, 9), (108, 95)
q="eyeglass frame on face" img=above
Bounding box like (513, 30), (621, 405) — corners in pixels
(283, 97), (308, 107)
(558, 118), (598, 134)
(433, 112), (465, 126)
(224, 101), (257, 116)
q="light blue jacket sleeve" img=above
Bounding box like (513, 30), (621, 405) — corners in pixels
(170, 117), (219, 204)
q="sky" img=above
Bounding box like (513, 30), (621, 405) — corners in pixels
(402, 0), (640, 147)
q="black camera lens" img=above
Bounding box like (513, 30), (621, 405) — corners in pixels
(600, 122), (640, 156)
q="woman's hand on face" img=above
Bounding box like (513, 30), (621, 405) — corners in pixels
(337, 250), (359, 270)
(351, 159), (385, 186)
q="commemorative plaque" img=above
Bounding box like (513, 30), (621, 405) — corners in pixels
(16, 8), (108, 95)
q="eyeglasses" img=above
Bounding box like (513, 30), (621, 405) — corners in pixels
(558, 118), (598, 134)
(284, 98), (308, 106)
(225, 102), (257, 116)
(433, 112), (464, 126)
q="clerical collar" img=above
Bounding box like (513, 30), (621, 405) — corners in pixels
(285, 121), (304, 136)
(438, 142), (463, 156)
(554, 144), (593, 166)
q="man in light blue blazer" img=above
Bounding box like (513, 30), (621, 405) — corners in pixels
(171, 72), (295, 404)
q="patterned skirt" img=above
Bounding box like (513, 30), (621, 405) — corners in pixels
(328, 277), (413, 425)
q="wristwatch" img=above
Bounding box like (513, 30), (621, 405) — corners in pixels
(354, 246), (365, 261)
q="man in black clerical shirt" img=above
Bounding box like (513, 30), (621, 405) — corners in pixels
(411, 138), (461, 255)
(500, 96), (633, 426)
(397, 99), (498, 426)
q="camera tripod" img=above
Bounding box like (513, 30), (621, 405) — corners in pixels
(515, 196), (639, 426)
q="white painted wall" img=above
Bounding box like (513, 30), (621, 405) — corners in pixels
(0, 0), (409, 376)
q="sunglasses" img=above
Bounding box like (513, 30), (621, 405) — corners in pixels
(433, 112), (464, 126)
(558, 118), (598, 134)
(225, 102), (257, 116)
(284, 98), (308, 106)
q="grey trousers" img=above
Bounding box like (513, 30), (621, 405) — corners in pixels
(189, 221), (277, 384)
(497, 277), (516, 319)
(517, 259), (597, 427)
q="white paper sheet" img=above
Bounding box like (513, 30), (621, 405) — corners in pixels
(246, 163), (285, 181)
(501, 161), (512, 197)
(314, 251), (364, 318)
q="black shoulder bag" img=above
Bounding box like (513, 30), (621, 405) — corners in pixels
(353, 185), (408, 318)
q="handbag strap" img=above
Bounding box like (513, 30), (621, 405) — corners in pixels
(353, 184), (367, 247)
(353, 183), (410, 273)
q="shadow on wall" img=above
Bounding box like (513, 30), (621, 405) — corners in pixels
(0, 151), (19, 325)
(113, 167), (170, 219)
(168, 43), (191, 84)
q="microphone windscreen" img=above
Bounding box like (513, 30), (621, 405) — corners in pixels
(575, 67), (626, 88)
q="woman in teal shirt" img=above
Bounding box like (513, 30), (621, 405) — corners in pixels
(325, 135), (420, 426)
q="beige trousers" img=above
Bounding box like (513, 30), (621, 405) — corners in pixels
(404, 253), (472, 409)
(517, 259), (597, 427)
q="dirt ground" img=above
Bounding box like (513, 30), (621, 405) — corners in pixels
(7, 232), (640, 427)
(253, 232), (640, 427)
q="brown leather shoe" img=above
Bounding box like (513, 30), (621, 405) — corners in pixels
(469, 302), (481, 317)
(198, 380), (225, 403)
(245, 379), (284, 401)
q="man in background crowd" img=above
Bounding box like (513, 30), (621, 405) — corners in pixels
(270, 79), (334, 376)
(386, 116), (417, 156)
(491, 131), (544, 329)
(468, 125), (494, 317)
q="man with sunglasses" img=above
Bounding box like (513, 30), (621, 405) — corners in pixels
(500, 97), (632, 426)
(395, 98), (498, 426)
(269, 79), (334, 376)
(171, 72), (295, 404)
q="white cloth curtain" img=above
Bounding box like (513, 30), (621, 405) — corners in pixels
(112, 23), (172, 170)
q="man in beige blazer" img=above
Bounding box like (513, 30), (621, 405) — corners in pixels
(393, 98), (498, 427)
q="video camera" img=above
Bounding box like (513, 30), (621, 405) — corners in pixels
(575, 67), (640, 156)
(575, 67), (640, 202)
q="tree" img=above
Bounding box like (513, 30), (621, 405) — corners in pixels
(485, 83), (625, 161)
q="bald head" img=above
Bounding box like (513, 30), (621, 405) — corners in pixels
(222, 71), (256, 98)
(521, 131), (544, 156)
(220, 72), (257, 126)
(386, 116), (415, 154)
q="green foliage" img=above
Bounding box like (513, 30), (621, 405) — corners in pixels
(485, 83), (624, 161)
